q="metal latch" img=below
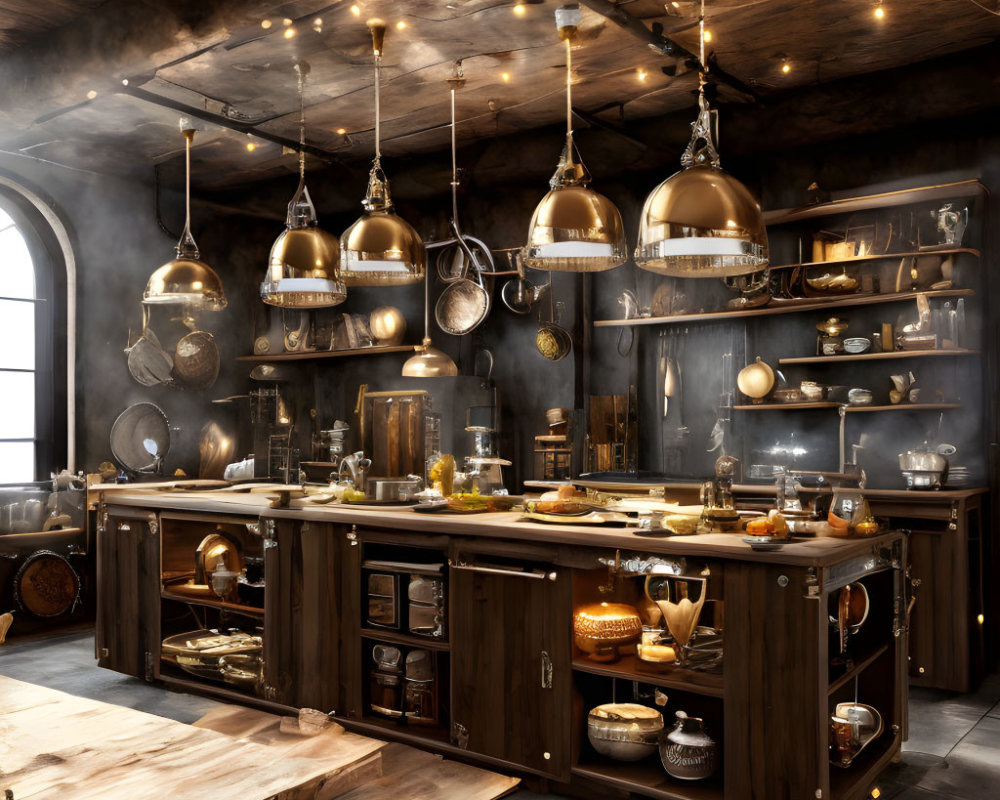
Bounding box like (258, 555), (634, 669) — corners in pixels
(541, 650), (553, 689)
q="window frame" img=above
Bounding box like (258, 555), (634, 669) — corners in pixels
(0, 173), (76, 479)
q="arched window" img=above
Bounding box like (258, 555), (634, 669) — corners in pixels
(0, 207), (37, 482)
(0, 185), (71, 482)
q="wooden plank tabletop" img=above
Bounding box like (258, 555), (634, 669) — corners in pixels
(94, 487), (909, 567)
(0, 676), (385, 800)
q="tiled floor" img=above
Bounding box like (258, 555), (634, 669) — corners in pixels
(2, 630), (1000, 799)
(876, 673), (1000, 800)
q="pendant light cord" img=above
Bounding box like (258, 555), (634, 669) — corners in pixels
(565, 37), (573, 154)
(699, 0), (706, 74)
(698, 0), (708, 106)
(298, 66), (306, 182)
(374, 53), (382, 167)
(183, 130), (192, 238)
(423, 254), (431, 344)
(451, 87), (458, 222)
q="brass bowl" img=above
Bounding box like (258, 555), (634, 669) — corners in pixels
(574, 602), (642, 662)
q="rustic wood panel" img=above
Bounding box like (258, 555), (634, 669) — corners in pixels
(341, 525), (365, 720)
(450, 552), (572, 780)
(725, 562), (825, 800)
(0, 676), (385, 800)
(295, 521), (341, 711)
(264, 518), (341, 709)
(96, 508), (158, 680)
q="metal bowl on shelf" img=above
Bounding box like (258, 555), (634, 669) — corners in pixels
(587, 703), (664, 761)
(161, 629), (262, 686)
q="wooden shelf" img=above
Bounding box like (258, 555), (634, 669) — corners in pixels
(572, 654), (724, 698)
(844, 403), (960, 413)
(779, 349), (979, 365)
(763, 179), (988, 225)
(360, 627), (450, 652)
(735, 402), (960, 413)
(236, 344), (417, 363)
(828, 644), (890, 696)
(160, 588), (265, 617)
(593, 289), (974, 328)
(734, 402), (840, 411)
(769, 247), (979, 272)
(572, 761), (723, 800)
(828, 736), (899, 799)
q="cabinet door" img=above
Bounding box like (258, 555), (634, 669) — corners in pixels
(450, 557), (571, 779)
(263, 518), (340, 710)
(95, 507), (159, 679)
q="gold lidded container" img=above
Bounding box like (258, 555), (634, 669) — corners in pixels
(573, 602), (642, 662)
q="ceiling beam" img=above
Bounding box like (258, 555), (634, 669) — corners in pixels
(577, 0), (758, 101)
(118, 84), (342, 163)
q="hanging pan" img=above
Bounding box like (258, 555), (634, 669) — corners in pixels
(173, 314), (220, 390)
(435, 258), (490, 335)
(110, 402), (171, 475)
(125, 304), (174, 387)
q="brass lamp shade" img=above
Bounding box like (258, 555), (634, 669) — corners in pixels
(262, 226), (346, 308)
(401, 337), (457, 377)
(144, 256), (227, 311)
(524, 184), (627, 272)
(342, 20), (425, 288)
(340, 208), (426, 287)
(635, 164), (768, 278)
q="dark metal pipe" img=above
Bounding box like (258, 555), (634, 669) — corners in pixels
(578, 0), (757, 101)
(118, 84), (342, 163)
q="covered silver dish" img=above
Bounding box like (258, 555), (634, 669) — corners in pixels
(587, 702), (664, 761)
(899, 446), (948, 489)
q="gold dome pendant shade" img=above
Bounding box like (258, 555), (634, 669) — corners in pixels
(144, 126), (227, 311)
(401, 339), (458, 378)
(523, 6), (626, 273)
(262, 64), (345, 308)
(401, 252), (457, 378)
(340, 19), (425, 288)
(635, 2), (767, 278)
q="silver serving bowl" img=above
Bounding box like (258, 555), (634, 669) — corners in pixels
(587, 703), (664, 761)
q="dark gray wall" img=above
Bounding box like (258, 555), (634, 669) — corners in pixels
(5, 63), (998, 490)
(0, 152), (252, 477)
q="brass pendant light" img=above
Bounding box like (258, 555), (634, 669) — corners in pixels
(400, 269), (458, 377)
(523, 4), (627, 273)
(340, 19), (425, 287)
(144, 122), (227, 310)
(402, 73), (461, 379)
(635, 0), (768, 278)
(261, 62), (346, 308)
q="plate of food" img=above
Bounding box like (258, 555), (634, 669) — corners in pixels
(741, 535), (788, 551)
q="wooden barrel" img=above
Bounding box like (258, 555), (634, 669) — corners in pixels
(14, 550), (80, 618)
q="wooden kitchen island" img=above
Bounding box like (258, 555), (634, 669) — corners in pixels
(93, 487), (907, 800)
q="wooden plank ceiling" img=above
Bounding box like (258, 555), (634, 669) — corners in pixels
(0, 0), (997, 188)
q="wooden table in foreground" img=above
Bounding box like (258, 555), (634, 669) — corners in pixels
(0, 675), (384, 800)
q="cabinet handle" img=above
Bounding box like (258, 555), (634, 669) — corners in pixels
(451, 721), (469, 750)
(541, 650), (553, 689)
(451, 560), (557, 581)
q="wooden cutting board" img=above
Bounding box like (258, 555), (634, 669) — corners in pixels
(0, 677), (383, 800)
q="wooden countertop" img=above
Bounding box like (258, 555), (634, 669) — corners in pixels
(96, 487), (903, 568)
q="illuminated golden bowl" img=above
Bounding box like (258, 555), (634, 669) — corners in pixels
(573, 602), (642, 662)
